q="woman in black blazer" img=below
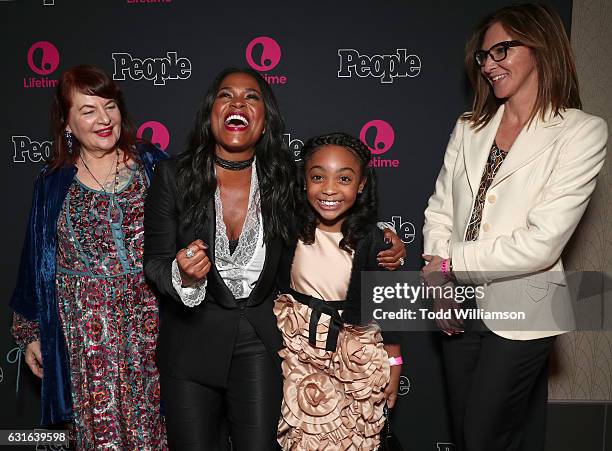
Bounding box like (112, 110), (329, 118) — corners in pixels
(144, 67), (406, 451)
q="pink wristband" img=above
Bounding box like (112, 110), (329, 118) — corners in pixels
(388, 356), (403, 366)
(440, 258), (452, 282)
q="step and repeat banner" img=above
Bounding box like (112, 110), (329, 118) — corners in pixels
(0, 1), (572, 450)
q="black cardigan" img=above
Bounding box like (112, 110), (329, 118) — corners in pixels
(277, 225), (401, 344)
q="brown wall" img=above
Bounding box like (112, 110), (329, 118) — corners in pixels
(549, 0), (612, 401)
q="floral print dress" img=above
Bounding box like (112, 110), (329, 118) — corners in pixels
(15, 165), (167, 450)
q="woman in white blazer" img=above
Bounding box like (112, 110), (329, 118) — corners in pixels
(421, 4), (607, 451)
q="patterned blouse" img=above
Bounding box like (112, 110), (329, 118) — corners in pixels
(464, 143), (508, 241)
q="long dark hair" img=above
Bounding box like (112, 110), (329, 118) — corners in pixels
(176, 67), (296, 243)
(49, 64), (138, 170)
(465, 3), (581, 129)
(298, 132), (377, 253)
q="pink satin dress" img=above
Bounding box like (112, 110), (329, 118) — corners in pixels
(274, 229), (390, 450)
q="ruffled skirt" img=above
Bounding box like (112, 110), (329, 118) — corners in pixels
(274, 294), (390, 451)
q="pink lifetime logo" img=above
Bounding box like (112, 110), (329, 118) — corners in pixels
(246, 36), (282, 72)
(137, 121), (170, 151)
(359, 120), (395, 155)
(27, 41), (60, 75)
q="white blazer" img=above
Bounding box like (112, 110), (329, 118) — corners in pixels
(423, 105), (607, 340)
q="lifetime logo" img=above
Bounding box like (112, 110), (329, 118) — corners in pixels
(137, 121), (170, 151)
(112, 52), (191, 86)
(359, 120), (400, 168)
(338, 49), (421, 84)
(245, 36), (287, 85)
(12, 136), (53, 163)
(24, 41), (60, 89)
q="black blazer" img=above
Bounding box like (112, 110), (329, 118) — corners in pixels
(277, 225), (400, 344)
(144, 159), (284, 388)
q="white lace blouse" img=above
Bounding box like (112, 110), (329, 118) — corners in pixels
(171, 161), (265, 307)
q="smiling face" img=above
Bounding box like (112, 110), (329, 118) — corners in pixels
(210, 72), (266, 157)
(66, 91), (121, 155)
(480, 22), (538, 103)
(305, 144), (366, 233)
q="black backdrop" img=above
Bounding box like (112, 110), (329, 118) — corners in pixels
(0, 1), (572, 450)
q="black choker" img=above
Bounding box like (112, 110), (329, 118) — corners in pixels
(215, 154), (255, 171)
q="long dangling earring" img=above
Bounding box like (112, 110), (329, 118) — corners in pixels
(64, 130), (74, 154)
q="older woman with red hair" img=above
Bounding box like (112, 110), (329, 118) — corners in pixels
(10, 65), (168, 449)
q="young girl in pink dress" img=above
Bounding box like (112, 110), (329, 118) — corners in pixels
(274, 132), (402, 450)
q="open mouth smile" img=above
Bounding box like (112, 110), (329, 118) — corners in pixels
(224, 113), (249, 131)
(489, 73), (508, 84)
(317, 199), (343, 210)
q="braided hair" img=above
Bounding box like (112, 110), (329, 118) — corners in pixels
(298, 132), (378, 253)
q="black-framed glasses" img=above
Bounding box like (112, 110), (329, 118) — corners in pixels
(474, 40), (524, 67)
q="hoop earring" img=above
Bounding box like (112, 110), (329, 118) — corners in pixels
(64, 130), (74, 154)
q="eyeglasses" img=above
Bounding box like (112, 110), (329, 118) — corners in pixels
(474, 40), (524, 67)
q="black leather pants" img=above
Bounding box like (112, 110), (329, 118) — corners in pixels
(161, 316), (282, 451)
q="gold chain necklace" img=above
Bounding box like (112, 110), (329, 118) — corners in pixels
(80, 149), (120, 195)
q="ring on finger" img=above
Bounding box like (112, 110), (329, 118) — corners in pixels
(185, 248), (195, 259)
(399, 257), (405, 266)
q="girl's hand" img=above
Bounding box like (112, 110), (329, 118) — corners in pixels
(383, 344), (401, 408)
(25, 340), (43, 378)
(378, 229), (406, 270)
(384, 365), (402, 408)
(176, 239), (211, 287)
